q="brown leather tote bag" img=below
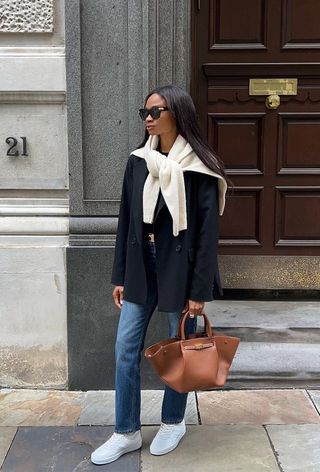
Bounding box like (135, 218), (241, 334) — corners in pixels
(144, 311), (240, 393)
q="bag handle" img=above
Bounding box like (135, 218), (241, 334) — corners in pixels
(178, 310), (213, 340)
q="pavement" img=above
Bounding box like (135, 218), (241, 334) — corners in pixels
(1, 387), (320, 471)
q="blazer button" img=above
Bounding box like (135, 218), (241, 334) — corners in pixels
(175, 244), (182, 252)
(131, 236), (137, 245)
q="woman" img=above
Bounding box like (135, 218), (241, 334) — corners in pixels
(91, 85), (228, 465)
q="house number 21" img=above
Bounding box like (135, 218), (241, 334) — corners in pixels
(6, 137), (28, 157)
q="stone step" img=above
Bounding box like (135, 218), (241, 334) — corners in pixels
(198, 300), (320, 343)
(228, 342), (320, 379)
(197, 300), (320, 387)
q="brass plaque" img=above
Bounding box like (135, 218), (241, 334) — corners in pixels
(249, 78), (297, 96)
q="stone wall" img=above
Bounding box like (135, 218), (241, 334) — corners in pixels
(0, 0), (192, 389)
(0, 0), (68, 388)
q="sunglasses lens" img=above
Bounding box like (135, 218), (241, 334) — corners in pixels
(150, 107), (161, 119)
(139, 109), (148, 120)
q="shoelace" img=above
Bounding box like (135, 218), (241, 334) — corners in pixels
(159, 423), (179, 433)
(108, 432), (128, 444)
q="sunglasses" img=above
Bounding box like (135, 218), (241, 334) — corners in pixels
(138, 106), (168, 120)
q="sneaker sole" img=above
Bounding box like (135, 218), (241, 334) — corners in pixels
(150, 431), (186, 456)
(91, 440), (142, 465)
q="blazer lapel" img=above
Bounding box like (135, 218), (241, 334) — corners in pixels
(132, 158), (148, 245)
(131, 156), (169, 242)
(154, 193), (165, 220)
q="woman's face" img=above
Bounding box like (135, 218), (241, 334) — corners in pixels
(144, 93), (177, 136)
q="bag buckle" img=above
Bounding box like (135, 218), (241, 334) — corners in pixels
(194, 343), (204, 350)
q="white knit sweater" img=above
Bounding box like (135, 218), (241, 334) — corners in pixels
(131, 134), (227, 236)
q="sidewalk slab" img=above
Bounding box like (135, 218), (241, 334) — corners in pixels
(0, 389), (84, 426)
(78, 391), (115, 425)
(266, 424), (320, 472)
(79, 390), (198, 426)
(308, 390), (320, 414)
(0, 428), (16, 468)
(141, 425), (279, 472)
(1, 426), (140, 472)
(198, 389), (320, 424)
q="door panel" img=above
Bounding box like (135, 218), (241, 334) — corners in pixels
(282, 0), (320, 48)
(275, 188), (320, 245)
(209, 0), (268, 49)
(208, 113), (265, 174)
(191, 0), (320, 256)
(277, 114), (320, 173)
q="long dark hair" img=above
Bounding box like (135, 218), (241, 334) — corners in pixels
(137, 84), (231, 186)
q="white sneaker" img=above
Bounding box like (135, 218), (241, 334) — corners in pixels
(91, 430), (142, 465)
(150, 419), (186, 455)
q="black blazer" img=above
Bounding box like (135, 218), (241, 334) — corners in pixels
(111, 154), (223, 312)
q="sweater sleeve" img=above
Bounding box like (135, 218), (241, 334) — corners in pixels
(188, 174), (220, 301)
(110, 156), (133, 286)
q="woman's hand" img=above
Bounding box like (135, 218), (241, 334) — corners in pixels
(113, 286), (124, 309)
(182, 299), (205, 317)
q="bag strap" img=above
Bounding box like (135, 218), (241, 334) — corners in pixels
(178, 310), (213, 340)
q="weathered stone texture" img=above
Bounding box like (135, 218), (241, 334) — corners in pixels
(0, 0), (53, 33)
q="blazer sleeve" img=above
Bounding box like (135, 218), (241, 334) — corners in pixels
(188, 174), (221, 301)
(110, 156), (133, 286)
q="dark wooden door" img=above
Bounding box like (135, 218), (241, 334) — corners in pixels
(191, 0), (320, 256)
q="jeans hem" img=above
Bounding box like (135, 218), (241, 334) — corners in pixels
(161, 418), (184, 425)
(114, 427), (141, 434)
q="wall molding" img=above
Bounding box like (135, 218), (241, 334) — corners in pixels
(0, 91), (65, 103)
(0, 217), (68, 235)
(0, 46), (65, 56)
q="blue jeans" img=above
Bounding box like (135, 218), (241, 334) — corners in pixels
(114, 237), (197, 433)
